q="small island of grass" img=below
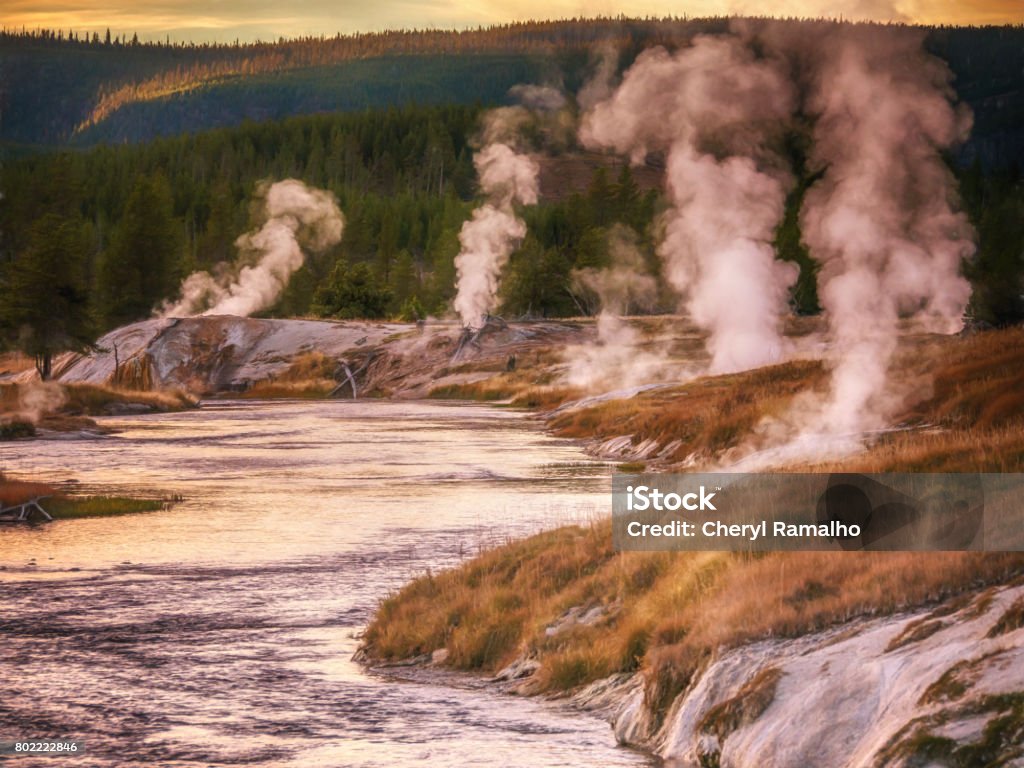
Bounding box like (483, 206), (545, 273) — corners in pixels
(0, 475), (173, 521)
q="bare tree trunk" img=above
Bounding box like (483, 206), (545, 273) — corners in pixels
(35, 352), (52, 381)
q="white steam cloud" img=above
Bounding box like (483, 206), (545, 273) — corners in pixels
(720, 24), (976, 469)
(577, 44), (619, 112)
(799, 26), (975, 436)
(453, 110), (541, 328)
(8, 381), (67, 426)
(564, 226), (670, 391)
(162, 180), (344, 318)
(508, 84), (567, 113)
(580, 35), (798, 374)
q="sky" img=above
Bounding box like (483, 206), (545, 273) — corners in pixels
(2, 0), (1021, 43)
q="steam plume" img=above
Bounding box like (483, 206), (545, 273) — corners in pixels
(565, 226), (669, 390)
(577, 44), (619, 112)
(1, 382), (67, 430)
(799, 26), (974, 434)
(453, 110), (541, 329)
(12, 381), (67, 425)
(580, 36), (798, 374)
(162, 180), (344, 318)
(509, 84), (567, 113)
(717, 24), (976, 470)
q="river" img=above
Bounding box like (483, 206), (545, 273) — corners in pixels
(0, 400), (654, 768)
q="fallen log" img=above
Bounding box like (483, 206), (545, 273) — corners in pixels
(329, 351), (378, 399)
(329, 362), (359, 399)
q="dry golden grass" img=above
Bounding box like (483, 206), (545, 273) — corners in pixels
(62, 384), (196, 414)
(0, 352), (34, 377)
(427, 347), (583, 408)
(240, 352), (339, 399)
(429, 378), (522, 402)
(1, 383), (196, 435)
(549, 359), (827, 462)
(544, 326), (1024, 469)
(364, 326), (1024, 721)
(0, 477), (56, 506)
(903, 327), (1024, 429)
(365, 515), (1024, 713)
(797, 327), (1024, 473)
(805, 426), (1024, 473)
(0, 384), (22, 413)
(277, 352), (338, 381)
(511, 386), (586, 410)
(242, 380), (338, 399)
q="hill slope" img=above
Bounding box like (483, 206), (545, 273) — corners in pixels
(1, 20), (1022, 169)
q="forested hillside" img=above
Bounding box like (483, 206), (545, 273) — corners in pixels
(1, 19), (1022, 371)
(0, 103), (665, 329)
(1, 19), (1022, 170)
(1, 102), (1020, 343)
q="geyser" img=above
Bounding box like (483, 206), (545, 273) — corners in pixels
(580, 34), (798, 375)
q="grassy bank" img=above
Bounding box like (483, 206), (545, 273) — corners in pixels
(238, 352), (339, 399)
(364, 525), (1024, 710)
(44, 496), (167, 518)
(419, 324), (1024, 471)
(0, 476), (169, 519)
(61, 383), (196, 414)
(547, 326), (1024, 471)
(363, 325), (1024, 722)
(0, 382), (196, 439)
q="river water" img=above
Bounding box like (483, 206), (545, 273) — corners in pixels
(0, 400), (653, 768)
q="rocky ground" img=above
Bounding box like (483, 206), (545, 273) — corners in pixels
(45, 316), (584, 395)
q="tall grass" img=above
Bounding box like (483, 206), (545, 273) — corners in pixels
(241, 352), (339, 399)
(62, 384), (197, 414)
(548, 327), (1024, 469)
(365, 517), (1024, 709)
(0, 475), (166, 518)
(549, 359), (826, 462)
(0, 477), (56, 506)
(363, 326), (1024, 721)
(45, 496), (166, 518)
(0, 382), (196, 417)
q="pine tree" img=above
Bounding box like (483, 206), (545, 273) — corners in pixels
(1, 213), (95, 379)
(390, 249), (419, 308)
(499, 236), (574, 318)
(97, 172), (183, 328)
(311, 261), (392, 319)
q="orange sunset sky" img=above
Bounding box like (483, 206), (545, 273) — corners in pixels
(2, 0), (1022, 43)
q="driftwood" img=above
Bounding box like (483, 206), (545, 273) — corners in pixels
(330, 362), (359, 399)
(0, 496), (54, 523)
(329, 351), (378, 399)
(451, 327), (475, 362)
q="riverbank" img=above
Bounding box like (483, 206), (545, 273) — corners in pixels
(0, 381), (197, 439)
(363, 529), (1024, 764)
(360, 323), (1024, 766)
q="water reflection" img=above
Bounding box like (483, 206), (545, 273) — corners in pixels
(0, 401), (652, 767)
